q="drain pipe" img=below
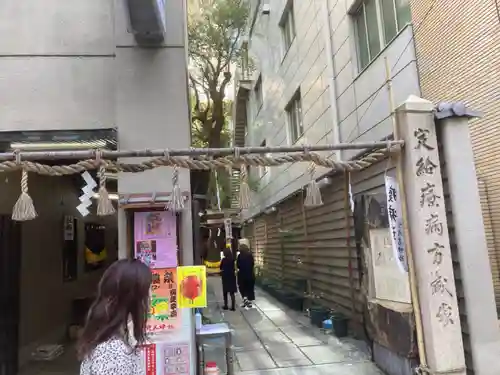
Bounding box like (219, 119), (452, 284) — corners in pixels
(321, 0), (341, 161)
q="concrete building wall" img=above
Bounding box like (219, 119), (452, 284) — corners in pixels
(409, 0), (500, 307)
(244, 0), (420, 216)
(0, 0), (115, 131)
(0, 174), (117, 366)
(0, 0), (194, 367)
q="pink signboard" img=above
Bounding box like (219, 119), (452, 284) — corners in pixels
(134, 211), (178, 269)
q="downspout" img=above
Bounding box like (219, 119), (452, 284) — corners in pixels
(321, 0), (341, 160)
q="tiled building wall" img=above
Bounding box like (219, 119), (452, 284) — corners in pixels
(410, 0), (500, 307)
(245, 0), (421, 217)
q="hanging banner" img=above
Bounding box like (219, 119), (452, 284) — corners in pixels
(142, 344), (157, 375)
(177, 266), (207, 309)
(148, 268), (180, 334)
(135, 211), (178, 269)
(384, 175), (408, 273)
(224, 218), (232, 239)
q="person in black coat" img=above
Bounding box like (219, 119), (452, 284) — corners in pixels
(236, 244), (255, 309)
(219, 248), (237, 311)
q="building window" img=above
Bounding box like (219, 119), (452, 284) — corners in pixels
(354, 0), (411, 70)
(286, 90), (303, 144)
(254, 75), (263, 112)
(258, 140), (271, 178)
(279, 0), (296, 54)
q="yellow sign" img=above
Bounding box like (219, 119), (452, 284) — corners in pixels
(204, 260), (221, 268)
(177, 266), (207, 309)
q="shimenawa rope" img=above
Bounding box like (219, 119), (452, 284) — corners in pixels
(2, 146), (397, 221)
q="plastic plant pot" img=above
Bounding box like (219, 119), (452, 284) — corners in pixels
(273, 288), (285, 302)
(283, 293), (303, 311)
(294, 279), (308, 293)
(310, 307), (329, 328)
(331, 314), (349, 338)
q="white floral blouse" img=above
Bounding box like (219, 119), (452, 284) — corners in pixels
(80, 338), (140, 375)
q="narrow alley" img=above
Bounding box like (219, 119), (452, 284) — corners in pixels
(204, 277), (383, 375)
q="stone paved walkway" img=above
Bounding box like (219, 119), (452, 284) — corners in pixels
(205, 277), (384, 375)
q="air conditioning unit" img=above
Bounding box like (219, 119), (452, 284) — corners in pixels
(126, 0), (166, 45)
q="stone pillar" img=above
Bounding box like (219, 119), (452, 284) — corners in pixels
(396, 95), (466, 374)
(436, 102), (500, 375)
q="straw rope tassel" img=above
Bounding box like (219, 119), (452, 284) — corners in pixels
(239, 164), (251, 209)
(167, 166), (184, 212)
(12, 169), (38, 221)
(97, 164), (116, 216)
(304, 163), (323, 207)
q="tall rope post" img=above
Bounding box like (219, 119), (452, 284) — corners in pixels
(385, 57), (428, 372)
(278, 209), (285, 288)
(301, 189), (312, 311)
(344, 171), (356, 320)
(237, 147), (251, 210)
(12, 150), (38, 221)
(96, 151), (116, 216)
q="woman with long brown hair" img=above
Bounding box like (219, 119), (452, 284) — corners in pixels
(78, 259), (152, 375)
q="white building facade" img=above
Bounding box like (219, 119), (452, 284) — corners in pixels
(237, 0), (420, 216)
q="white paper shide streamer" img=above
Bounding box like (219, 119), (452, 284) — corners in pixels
(348, 172), (355, 212)
(384, 175), (408, 273)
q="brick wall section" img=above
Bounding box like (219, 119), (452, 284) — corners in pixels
(410, 0), (500, 307)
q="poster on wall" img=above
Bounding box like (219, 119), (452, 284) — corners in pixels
(163, 343), (190, 375)
(84, 223), (107, 272)
(148, 268), (180, 334)
(140, 342), (190, 375)
(135, 212), (178, 269)
(177, 266), (207, 309)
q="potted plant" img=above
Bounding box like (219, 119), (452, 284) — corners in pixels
(309, 301), (329, 328)
(330, 311), (349, 338)
(282, 291), (303, 311)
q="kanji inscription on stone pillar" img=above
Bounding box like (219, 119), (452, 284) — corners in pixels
(397, 96), (465, 374)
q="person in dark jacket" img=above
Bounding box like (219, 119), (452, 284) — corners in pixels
(236, 243), (255, 309)
(219, 247), (237, 311)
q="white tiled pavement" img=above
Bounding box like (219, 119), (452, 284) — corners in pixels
(206, 277), (385, 375)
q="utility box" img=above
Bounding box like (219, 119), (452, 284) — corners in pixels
(126, 0), (166, 45)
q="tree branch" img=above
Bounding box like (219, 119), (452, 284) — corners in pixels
(189, 74), (202, 113)
(221, 28), (242, 72)
(219, 71), (232, 99)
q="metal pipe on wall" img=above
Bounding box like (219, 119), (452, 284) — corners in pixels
(321, 0), (341, 160)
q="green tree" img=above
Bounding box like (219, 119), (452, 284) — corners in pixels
(190, 96), (234, 209)
(188, 0), (251, 206)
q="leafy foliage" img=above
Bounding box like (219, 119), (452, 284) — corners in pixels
(188, 0), (252, 209)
